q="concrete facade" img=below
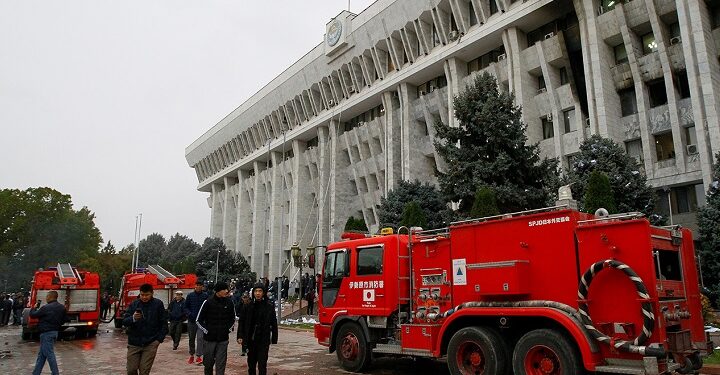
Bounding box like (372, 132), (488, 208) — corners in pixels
(186, 0), (720, 279)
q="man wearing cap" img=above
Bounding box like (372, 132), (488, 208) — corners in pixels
(168, 290), (186, 350)
(196, 282), (236, 375)
(237, 282), (278, 375)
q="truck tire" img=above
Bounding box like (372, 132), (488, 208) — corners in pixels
(335, 323), (371, 372)
(447, 326), (510, 375)
(512, 328), (583, 375)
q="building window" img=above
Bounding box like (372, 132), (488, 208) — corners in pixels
(685, 125), (698, 153)
(417, 75), (447, 97)
(648, 79), (668, 107)
(432, 24), (440, 47)
(538, 75), (546, 92)
(614, 44), (628, 64)
(469, 2), (478, 26)
(489, 0), (499, 15)
(559, 67), (569, 85)
(619, 87), (638, 116)
(563, 108), (576, 133)
(642, 32), (658, 55)
(600, 0), (619, 12)
(674, 70), (691, 99)
(655, 132), (675, 161)
(542, 117), (554, 139)
(712, 3), (720, 29)
(625, 139), (644, 164)
(467, 47), (505, 73)
(658, 184), (704, 215)
(669, 22), (681, 40)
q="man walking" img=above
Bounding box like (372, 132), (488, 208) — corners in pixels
(123, 283), (167, 375)
(30, 290), (66, 375)
(184, 281), (208, 365)
(196, 282), (236, 375)
(168, 290), (186, 350)
(238, 282), (278, 375)
(234, 292), (251, 356)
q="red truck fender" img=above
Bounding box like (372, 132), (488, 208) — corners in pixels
(436, 306), (601, 371)
(328, 312), (371, 354)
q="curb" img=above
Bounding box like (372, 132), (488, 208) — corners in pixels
(278, 325), (314, 333)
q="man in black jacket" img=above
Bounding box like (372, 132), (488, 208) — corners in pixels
(30, 290), (66, 375)
(237, 282), (278, 375)
(196, 281), (236, 375)
(168, 290), (186, 350)
(123, 283), (168, 375)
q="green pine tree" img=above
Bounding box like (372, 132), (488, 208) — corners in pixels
(434, 72), (559, 215)
(698, 152), (720, 306)
(583, 170), (617, 215)
(565, 135), (657, 222)
(378, 180), (451, 229)
(344, 216), (368, 232)
(399, 201), (428, 228)
(470, 187), (500, 218)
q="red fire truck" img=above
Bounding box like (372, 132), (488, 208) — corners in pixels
(113, 265), (197, 328)
(22, 263), (101, 339)
(315, 205), (711, 374)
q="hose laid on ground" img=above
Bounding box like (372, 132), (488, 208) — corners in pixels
(577, 259), (664, 357)
(98, 302), (118, 324)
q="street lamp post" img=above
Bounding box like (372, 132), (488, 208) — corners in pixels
(215, 249), (220, 284)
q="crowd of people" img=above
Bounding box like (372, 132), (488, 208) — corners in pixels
(27, 273), (319, 375)
(0, 292), (26, 326)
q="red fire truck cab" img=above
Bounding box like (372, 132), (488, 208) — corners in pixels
(114, 265), (197, 328)
(22, 263), (101, 339)
(315, 205), (711, 374)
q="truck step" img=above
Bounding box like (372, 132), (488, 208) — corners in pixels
(373, 344), (433, 358)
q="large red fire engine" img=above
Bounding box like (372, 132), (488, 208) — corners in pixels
(315, 205), (712, 374)
(22, 263), (101, 339)
(113, 265), (197, 328)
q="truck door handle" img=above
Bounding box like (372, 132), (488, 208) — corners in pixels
(338, 294), (346, 298)
(376, 294), (385, 297)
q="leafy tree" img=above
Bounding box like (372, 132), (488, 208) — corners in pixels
(0, 187), (102, 291)
(698, 152), (720, 306)
(434, 72), (559, 214)
(400, 201), (427, 228)
(137, 233), (167, 267)
(119, 243), (135, 255)
(100, 241), (117, 255)
(344, 216), (368, 232)
(194, 237), (254, 284)
(565, 135), (657, 220)
(378, 180), (450, 229)
(583, 170), (617, 214)
(470, 187), (500, 218)
(163, 233), (202, 267)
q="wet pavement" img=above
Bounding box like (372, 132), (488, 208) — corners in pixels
(0, 322), (449, 374)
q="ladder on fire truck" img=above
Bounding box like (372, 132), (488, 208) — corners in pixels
(397, 227), (413, 324)
(147, 265), (181, 284)
(56, 263), (82, 285)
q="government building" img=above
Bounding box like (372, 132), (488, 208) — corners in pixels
(186, 0), (720, 279)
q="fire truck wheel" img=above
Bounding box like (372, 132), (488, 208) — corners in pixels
(512, 329), (583, 375)
(447, 326), (510, 375)
(335, 323), (371, 372)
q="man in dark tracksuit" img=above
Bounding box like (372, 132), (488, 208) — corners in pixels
(196, 281), (236, 375)
(123, 283), (168, 375)
(184, 281), (208, 365)
(237, 282), (278, 375)
(30, 290), (67, 375)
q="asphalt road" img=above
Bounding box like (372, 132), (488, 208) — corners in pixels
(0, 323), (450, 374)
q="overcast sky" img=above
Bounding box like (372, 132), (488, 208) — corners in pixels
(0, 0), (375, 249)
